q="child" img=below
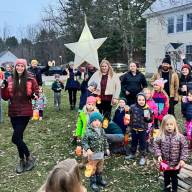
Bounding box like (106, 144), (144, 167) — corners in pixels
(51, 74), (64, 111)
(87, 81), (100, 97)
(125, 92), (153, 165)
(36, 87), (46, 120)
(143, 88), (158, 152)
(38, 158), (87, 192)
(154, 114), (188, 192)
(75, 96), (98, 167)
(105, 97), (129, 154)
(152, 78), (169, 129)
(182, 90), (192, 149)
(4, 63), (13, 80)
(32, 88), (46, 121)
(82, 111), (109, 192)
(76, 96), (98, 141)
(113, 97), (129, 134)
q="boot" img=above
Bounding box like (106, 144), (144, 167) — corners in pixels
(90, 175), (100, 192)
(16, 159), (25, 174)
(70, 105), (73, 110)
(96, 172), (107, 187)
(25, 155), (36, 171)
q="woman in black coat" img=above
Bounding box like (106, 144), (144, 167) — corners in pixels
(179, 63), (192, 114)
(120, 62), (147, 106)
(65, 63), (81, 110)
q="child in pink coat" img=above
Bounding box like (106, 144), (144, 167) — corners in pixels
(152, 78), (169, 129)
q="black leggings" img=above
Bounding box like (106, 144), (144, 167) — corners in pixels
(164, 170), (179, 192)
(11, 116), (30, 159)
(68, 89), (77, 106)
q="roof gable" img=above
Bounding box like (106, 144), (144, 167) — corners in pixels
(0, 51), (18, 67)
(143, 0), (192, 17)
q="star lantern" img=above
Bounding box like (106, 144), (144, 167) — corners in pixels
(64, 17), (107, 69)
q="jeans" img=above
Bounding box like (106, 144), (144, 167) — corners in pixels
(106, 134), (125, 154)
(54, 92), (61, 109)
(105, 134), (124, 143)
(11, 116), (30, 159)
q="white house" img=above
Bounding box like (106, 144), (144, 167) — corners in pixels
(142, 0), (192, 74)
(0, 50), (18, 68)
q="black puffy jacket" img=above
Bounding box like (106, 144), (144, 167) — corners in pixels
(28, 65), (49, 86)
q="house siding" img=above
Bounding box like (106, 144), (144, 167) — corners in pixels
(145, 7), (192, 73)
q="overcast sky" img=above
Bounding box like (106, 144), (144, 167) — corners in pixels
(0, 0), (55, 39)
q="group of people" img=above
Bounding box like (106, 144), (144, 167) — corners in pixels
(0, 55), (192, 192)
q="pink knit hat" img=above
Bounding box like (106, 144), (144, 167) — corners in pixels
(86, 96), (96, 104)
(15, 59), (27, 68)
(153, 78), (167, 89)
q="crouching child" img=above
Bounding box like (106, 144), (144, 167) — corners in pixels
(82, 111), (109, 192)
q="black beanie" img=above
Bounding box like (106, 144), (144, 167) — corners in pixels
(162, 57), (171, 65)
(136, 92), (146, 106)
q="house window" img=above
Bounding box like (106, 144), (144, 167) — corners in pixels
(168, 17), (174, 33)
(186, 13), (192, 31)
(176, 15), (183, 32)
(186, 45), (192, 62)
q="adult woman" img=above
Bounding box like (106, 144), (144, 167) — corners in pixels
(1, 59), (39, 174)
(65, 62), (81, 110)
(179, 64), (192, 114)
(120, 62), (147, 106)
(88, 59), (120, 116)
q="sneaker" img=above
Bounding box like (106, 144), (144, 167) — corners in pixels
(139, 157), (146, 166)
(25, 155), (36, 171)
(125, 154), (136, 160)
(16, 159), (25, 174)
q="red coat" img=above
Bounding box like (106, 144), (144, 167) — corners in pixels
(1, 74), (39, 117)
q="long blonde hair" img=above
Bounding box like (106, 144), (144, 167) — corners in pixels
(159, 114), (180, 140)
(38, 159), (85, 192)
(100, 59), (114, 78)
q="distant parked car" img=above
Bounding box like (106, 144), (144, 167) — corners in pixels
(111, 63), (128, 73)
(44, 66), (63, 76)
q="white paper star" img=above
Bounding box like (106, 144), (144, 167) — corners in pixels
(64, 18), (107, 69)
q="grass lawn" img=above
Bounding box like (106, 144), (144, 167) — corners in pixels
(0, 86), (191, 192)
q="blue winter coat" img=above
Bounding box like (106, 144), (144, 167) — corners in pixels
(65, 68), (81, 90)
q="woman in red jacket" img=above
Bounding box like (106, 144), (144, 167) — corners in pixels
(1, 59), (39, 174)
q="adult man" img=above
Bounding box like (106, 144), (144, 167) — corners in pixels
(120, 62), (147, 106)
(28, 59), (50, 86)
(150, 57), (179, 115)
